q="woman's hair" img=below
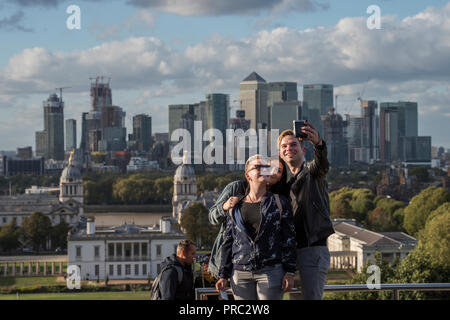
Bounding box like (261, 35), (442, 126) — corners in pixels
(269, 157), (290, 197)
(244, 154), (267, 173)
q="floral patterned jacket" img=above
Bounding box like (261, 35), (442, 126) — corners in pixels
(219, 191), (297, 279)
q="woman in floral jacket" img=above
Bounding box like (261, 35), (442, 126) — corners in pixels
(215, 155), (297, 300)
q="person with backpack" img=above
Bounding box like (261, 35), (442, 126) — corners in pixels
(151, 239), (197, 300)
(215, 155), (297, 300)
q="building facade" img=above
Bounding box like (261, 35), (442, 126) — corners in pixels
(239, 72), (268, 131)
(66, 119), (77, 152)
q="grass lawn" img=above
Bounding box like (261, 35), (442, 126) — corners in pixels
(0, 291), (151, 300)
(0, 276), (61, 287)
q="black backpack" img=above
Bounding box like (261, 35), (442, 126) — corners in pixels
(150, 264), (183, 300)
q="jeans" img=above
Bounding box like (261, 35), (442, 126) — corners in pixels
(296, 246), (330, 300)
(231, 264), (284, 300)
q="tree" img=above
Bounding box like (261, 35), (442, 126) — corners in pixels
(403, 187), (450, 237)
(51, 220), (71, 250)
(154, 176), (173, 203)
(0, 219), (21, 253)
(408, 166), (431, 183)
(426, 202), (450, 224)
(113, 175), (155, 204)
(180, 202), (218, 248)
(367, 207), (393, 232)
(22, 212), (52, 253)
(419, 209), (450, 269)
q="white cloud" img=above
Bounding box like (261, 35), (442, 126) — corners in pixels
(1, 3), (450, 148)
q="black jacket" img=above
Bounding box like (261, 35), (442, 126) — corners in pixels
(287, 141), (335, 247)
(159, 254), (194, 300)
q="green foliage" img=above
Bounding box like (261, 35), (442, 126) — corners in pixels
(403, 187), (450, 237)
(50, 220), (71, 250)
(180, 202), (218, 248)
(392, 248), (450, 300)
(113, 174), (156, 204)
(329, 187), (375, 222)
(21, 212), (52, 252)
(419, 209), (450, 269)
(0, 219), (21, 252)
(426, 202), (450, 224)
(408, 166), (431, 183)
(0, 174), (60, 195)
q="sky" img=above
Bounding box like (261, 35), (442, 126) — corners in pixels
(0, 0), (449, 150)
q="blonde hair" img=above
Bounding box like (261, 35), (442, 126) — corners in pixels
(245, 154), (267, 173)
(278, 129), (305, 149)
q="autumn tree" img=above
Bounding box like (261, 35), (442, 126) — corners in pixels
(0, 219), (21, 253)
(180, 202), (218, 248)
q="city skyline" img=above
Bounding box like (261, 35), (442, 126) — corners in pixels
(0, 0), (449, 150)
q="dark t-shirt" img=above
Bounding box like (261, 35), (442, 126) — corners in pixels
(240, 201), (261, 241)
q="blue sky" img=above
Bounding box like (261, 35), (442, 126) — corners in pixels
(1, 0), (449, 150)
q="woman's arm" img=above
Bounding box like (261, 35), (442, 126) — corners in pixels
(208, 180), (245, 225)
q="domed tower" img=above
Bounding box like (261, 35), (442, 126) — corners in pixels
(172, 151), (197, 222)
(60, 151), (83, 204)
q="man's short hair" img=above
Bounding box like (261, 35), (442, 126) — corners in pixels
(278, 129), (305, 149)
(177, 239), (195, 255)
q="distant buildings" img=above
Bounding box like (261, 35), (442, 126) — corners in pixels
(129, 114), (152, 153)
(2, 155), (45, 177)
(303, 84), (334, 135)
(80, 77), (126, 154)
(239, 72), (269, 130)
(65, 119), (77, 152)
(35, 93), (65, 160)
(321, 108), (348, 167)
(380, 101), (431, 164)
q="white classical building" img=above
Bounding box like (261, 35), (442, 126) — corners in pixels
(328, 221), (417, 272)
(68, 217), (185, 280)
(0, 152), (83, 227)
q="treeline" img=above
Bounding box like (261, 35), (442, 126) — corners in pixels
(0, 174), (60, 195)
(83, 171), (244, 205)
(0, 212), (70, 253)
(330, 186), (450, 236)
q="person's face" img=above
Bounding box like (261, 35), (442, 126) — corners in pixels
(268, 160), (283, 185)
(245, 159), (271, 184)
(181, 245), (197, 266)
(279, 135), (305, 164)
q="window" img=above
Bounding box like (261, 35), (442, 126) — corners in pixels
(142, 264), (147, 276)
(156, 245), (162, 257)
(95, 265), (99, 277)
(76, 246), (82, 258)
(133, 243), (139, 257)
(141, 243), (148, 256)
(157, 264), (161, 274)
(125, 243), (131, 258)
(173, 245), (177, 254)
(117, 243), (122, 257)
(135, 264), (139, 276)
(117, 265), (122, 276)
(2, 217), (7, 224)
(125, 264), (131, 275)
(94, 246), (100, 258)
(108, 244), (114, 257)
(109, 265), (114, 276)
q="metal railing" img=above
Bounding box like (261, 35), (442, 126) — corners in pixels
(195, 283), (450, 300)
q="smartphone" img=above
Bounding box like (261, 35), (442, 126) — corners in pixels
(293, 120), (308, 138)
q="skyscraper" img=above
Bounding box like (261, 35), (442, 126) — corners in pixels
(271, 101), (302, 132)
(205, 93), (229, 140)
(380, 101), (418, 162)
(321, 108), (348, 167)
(267, 81), (298, 130)
(303, 84), (334, 135)
(132, 114), (152, 153)
(361, 100), (379, 161)
(35, 93), (65, 160)
(66, 119), (77, 152)
(239, 72), (268, 130)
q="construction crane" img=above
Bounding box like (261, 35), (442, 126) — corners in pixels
(55, 86), (72, 103)
(357, 77), (371, 103)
